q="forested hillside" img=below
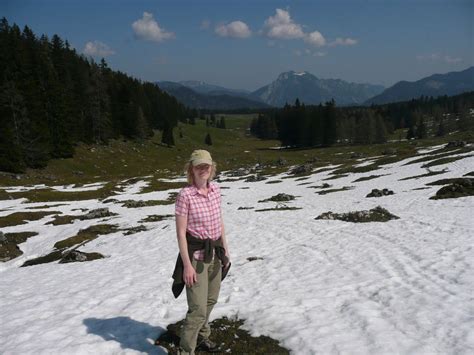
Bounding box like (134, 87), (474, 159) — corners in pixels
(250, 92), (474, 148)
(0, 18), (188, 173)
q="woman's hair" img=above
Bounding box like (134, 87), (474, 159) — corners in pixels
(184, 162), (217, 185)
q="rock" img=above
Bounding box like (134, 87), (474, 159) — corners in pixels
(258, 193), (295, 203)
(122, 200), (147, 208)
(226, 168), (251, 177)
(315, 206), (399, 223)
(290, 164), (312, 175)
(431, 179), (474, 199)
(366, 188), (394, 198)
(59, 250), (104, 263)
(80, 208), (117, 220)
(247, 256), (264, 262)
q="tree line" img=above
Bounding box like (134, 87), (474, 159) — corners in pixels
(251, 99), (388, 147)
(0, 18), (189, 173)
(250, 92), (473, 147)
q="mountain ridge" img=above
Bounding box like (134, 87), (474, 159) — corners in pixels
(365, 66), (474, 105)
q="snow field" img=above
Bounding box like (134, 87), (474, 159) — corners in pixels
(0, 147), (473, 354)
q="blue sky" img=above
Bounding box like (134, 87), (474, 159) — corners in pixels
(3, 0), (473, 91)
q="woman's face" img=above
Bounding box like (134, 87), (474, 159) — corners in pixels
(193, 163), (211, 181)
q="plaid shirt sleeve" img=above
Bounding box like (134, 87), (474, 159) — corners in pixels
(175, 189), (189, 216)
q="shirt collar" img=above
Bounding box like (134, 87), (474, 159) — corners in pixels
(190, 182), (215, 196)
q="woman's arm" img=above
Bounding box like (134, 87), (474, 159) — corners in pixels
(176, 214), (197, 286)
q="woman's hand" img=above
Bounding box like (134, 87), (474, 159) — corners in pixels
(224, 248), (231, 268)
(183, 265), (197, 287)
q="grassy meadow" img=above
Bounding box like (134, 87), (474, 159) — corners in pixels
(0, 113), (472, 196)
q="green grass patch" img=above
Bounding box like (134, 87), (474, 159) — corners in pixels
(421, 154), (474, 168)
(316, 186), (354, 195)
(139, 214), (174, 223)
(53, 224), (119, 250)
(156, 316), (289, 354)
(399, 169), (448, 181)
(255, 206), (302, 212)
(0, 211), (60, 228)
(352, 174), (386, 182)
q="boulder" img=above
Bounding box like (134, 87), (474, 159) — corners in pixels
(258, 193), (295, 203)
(431, 179), (474, 199)
(366, 188), (394, 198)
(59, 250), (104, 263)
(290, 164), (312, 175)
(315, 206), (399, 223)
(80, 208), (117, 220)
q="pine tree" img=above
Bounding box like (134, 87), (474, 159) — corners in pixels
(416, 116), (427, 139)
(161, 121), (175, 146)
(205, 133), (213, 145)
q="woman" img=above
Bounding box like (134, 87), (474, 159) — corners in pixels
(172, 149), (230, 355)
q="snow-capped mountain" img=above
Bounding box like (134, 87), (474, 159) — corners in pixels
(251, 71), (385, 107)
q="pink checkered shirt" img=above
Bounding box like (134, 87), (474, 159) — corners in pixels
(175, 182), (222, 261)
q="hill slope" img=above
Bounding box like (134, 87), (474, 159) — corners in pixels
(365, 66), (474, 105)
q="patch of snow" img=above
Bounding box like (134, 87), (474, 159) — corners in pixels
(0, 151), (473, 354)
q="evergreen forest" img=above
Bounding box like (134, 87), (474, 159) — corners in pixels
(0, 18), (189, 173)
(250, 92), (473, 147)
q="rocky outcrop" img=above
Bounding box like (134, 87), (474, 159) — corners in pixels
(59, 250), (104, 263)
(0, 231), (38, 262)
(290, 164), (313, 175)
(430, 178), (474, 199)
(315, 206), (399, 223)
(258, 193), (295, 203)
(366, 188), (394, 198)
(80, 208), (117, 220)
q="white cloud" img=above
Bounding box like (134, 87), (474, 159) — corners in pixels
(264, 8), (305, 39)
(313, 51), (327, 57)
(304, 31), (326, 47)
(215, 21), (251, 38)
(416, 53), (439, 61)
(330, 37), (357, 46)
(132, 12), (175, 42)
(416, 53), (462, 64)
(83, 41), (115, 57)
(444, 56), (462, 63)
(200, 20), (211, 30)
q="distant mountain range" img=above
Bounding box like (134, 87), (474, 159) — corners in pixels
(251, 71), (384, 107)
(157, 82), (269, 110)
(365, 66), (474, 105)
(157, 66), (474, 109)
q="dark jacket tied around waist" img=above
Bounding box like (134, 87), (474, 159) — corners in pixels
(172, 233), (230, 298)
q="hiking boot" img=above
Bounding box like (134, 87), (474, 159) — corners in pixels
(196, 337), (221, 352)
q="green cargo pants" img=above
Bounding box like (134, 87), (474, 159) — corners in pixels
(180, 256), (222, 354)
